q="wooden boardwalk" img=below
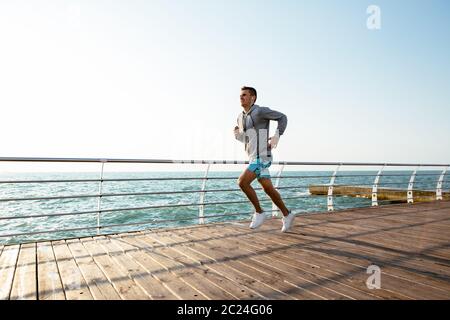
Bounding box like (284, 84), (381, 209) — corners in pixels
(1, 201), (449, 300)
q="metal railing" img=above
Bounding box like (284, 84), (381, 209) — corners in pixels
(0, 157), (448, 244)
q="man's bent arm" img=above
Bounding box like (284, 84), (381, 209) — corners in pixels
(259, 107), (288, 136)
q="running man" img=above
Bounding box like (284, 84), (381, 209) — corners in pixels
(234, 86), (295, 232)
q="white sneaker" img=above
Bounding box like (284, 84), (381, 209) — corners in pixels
(249, 212), (266, 229)
(281, 211), (295, 232)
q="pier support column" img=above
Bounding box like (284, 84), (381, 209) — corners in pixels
(436, 167), (448, 200)
(97, 160), (106, 235)
(327, 164), (341, 212)
(372, 165), (385, 206)
(407, 167), (419, 204)
(199, 163), (210, 224)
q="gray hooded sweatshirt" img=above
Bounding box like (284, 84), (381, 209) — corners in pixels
(235, 104), (287, 162)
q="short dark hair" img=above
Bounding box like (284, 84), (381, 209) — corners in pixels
(241, 86), (257, 102)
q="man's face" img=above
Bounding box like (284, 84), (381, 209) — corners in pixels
(240, 90), (255, 108)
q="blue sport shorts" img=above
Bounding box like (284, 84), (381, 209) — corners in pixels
(247, 157), (272, 180)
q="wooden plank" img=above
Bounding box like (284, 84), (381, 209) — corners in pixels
(299, 215), (450, 260)
(184, 230), (356, 299)
(244, 223), (450, 299)
(423, 246), (450, 258)
(146, 231), (264, 300)
(166, 229), (325, 300)
(305, 205), (447, 225)
(0, 245), (20, 300)
(297, 219), (450, 277)
(317, 208), (450, 237)
(236, 217), (450, 286)
(182, 225), (388, 300)
(97, 235), (178, 300)
(79, 237), (149, 300)
(115, 234), (208, 300)
(144, 232), (262, 299)
(327, 220), (450, 263)
(36, 242), (65, 300)
(287, 229), (450, 294)
(303, 209), (450, 242)
(10, 243), (37, 300)
(153, 231), (295, 300)
(125, 233), (236, 300)
(364, 216), (450, 240)
(334, 217), (450, 243)
(202, 225), (398, 300)
(299, 243), (450, 299)
(215, 224), (413, 299)
(65, 239), (121, 300)
(250, 218), (450, 280)
(327, 202), (450, 221)
(300, 236), (450, 291)
(293, 214), (449, 264)
(1, 200), (446, 302)
(52, 240), (93, 300)
(138, 231), (288, 300)
(312, 202), (450, 228)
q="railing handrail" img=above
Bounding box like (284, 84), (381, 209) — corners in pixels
(1, 157), (448, 244)
(0, 156), (449, 167)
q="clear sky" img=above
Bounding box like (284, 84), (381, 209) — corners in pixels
(1, 0), (449, 169)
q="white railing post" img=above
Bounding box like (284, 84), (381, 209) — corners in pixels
(272, 164), (285, 218)
(372, 165), (385, 206)
(328, 164), (341, 212)
(407, 166), (419, 204)
(97, 160), (106, 235)
(199, 163), (211, 224)
(436, 166), (448, 200)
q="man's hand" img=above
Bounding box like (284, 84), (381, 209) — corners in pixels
(268, 135), (280, 149)
(234, 126), (240, 137)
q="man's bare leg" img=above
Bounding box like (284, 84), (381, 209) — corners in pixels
(238, 170), (263, 213)
(258, 178), (289, 216)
